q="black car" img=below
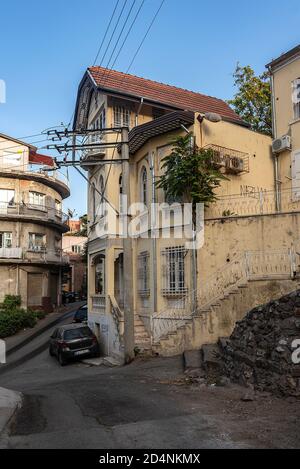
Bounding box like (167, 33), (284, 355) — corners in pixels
(62, 291), (76, 304)
(49, 324), (100, 366)
(73, 305), (88, 323)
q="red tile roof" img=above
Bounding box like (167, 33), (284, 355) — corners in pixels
(88, 67), (244, 125)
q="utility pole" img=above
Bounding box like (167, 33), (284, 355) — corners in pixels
(121, 127), (135, 363)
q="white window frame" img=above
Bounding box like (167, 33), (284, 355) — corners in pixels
(0, 232), (12, 248)
(29, 191), (46, 209)
(28, 233), (46, 251)
(0, 189), (15, 206)
(113, 105), (130, 128)
(292, 78), (300, 120)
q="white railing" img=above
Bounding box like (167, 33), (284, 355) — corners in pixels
(206, 187), (300, 219)
(150, 249), (297, 342)
(92, 295), (106, 314)
(0, 247), (23, 259)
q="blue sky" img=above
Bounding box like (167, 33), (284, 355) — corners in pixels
(0, 0), (299, 217)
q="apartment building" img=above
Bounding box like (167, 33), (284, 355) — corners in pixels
(0, 133), (70, 311)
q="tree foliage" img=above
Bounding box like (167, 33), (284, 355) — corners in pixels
(228, 64), (272, 136)
(156, 134), (228, 216)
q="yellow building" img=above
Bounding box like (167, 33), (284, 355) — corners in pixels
(74, 64), (300, 360)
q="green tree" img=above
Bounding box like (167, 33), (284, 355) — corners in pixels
(228, 64), (272, 136)
(156, 133), (228, 225)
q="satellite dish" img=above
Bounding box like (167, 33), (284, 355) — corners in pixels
(204, 112), (222, 123)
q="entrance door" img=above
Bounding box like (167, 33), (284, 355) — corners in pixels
(27, 273), (43, 307)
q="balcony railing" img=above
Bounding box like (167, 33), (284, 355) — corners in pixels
(206, 187), (300, 219)
(0, 247), (23, 259)
(0, 202), (69, 227)
(0, 165), (70, 190)
(0, 247), (69, 264)
(91, 295), (106, 314)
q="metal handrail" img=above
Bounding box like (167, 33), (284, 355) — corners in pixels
(0, 201), (69, 225)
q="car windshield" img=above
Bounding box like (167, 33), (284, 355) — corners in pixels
(64, 327), (93, 340)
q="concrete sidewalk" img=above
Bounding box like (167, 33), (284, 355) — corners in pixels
(0, 387), (22, 437)
(4, 302), (85, 356)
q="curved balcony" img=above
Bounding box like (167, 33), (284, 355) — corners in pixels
(0, 202), (70, 233)
(0, 168), (70, 199)
(0, 247), (69, 265)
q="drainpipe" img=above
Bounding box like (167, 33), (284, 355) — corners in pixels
(270, 70), (281, 212)
(135, 97), (144, 127)
(150, 151), (157, 316)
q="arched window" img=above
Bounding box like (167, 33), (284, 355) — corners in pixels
(141, 167), (148, 207)
(94, 253), (105, 295)
(99, 175), (105, 217)
(119, 174), (123, 213)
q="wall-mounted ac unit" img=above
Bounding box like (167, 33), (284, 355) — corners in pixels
(212, 151), (226, 168)
(272, 135), (291, 154)
(226, 156), (244, 174)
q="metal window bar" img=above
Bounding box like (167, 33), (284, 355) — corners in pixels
(161, 246), (188, 296)
(137, 251), (150, 296)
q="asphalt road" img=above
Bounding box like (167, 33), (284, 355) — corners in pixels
(0, 320), (299, 449)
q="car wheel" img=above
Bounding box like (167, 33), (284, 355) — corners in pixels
(58, 352), (67, 366)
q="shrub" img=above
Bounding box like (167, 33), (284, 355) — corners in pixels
(0, 308), (37, 339)
(2, 295), (22, 311)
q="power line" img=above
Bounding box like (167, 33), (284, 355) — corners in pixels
(100, 0), (137, 81)
(98, 0), (129, 69)
(124, 0), (166, 75)
(101, 0), (146, 86)
(93, 0), (121, 66)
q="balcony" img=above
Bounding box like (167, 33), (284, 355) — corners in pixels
(0, 247), (69, 265)
(0, 247), (23, 259)
(0, 167), (70, 199)
(0, 202), (69, 232)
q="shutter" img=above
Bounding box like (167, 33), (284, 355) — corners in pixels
(292, 150), (300, 200)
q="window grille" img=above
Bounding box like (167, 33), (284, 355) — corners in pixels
(161, 246), (188, 296)
(138, 251), (150, 296)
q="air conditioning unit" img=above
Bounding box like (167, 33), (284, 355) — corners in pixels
(212, 151), (226, 168)
(226, 156), (244, 174)
(272, 135), (291, 154)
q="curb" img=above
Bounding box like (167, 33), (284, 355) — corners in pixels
(0, 303), (85, 375)
(0, 387), (23, 437)
(6, 302), (85, 356)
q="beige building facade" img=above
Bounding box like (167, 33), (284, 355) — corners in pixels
(74, 61), (300, 360)
(0, 133), (70, 311)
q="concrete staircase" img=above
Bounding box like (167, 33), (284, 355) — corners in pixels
(134, 314), (152, 354)
(150, 250), (298, 356)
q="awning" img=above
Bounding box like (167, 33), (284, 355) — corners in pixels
(29, 150), (55, 167)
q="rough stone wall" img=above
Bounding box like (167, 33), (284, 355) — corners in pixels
(224, 290), (300, 397)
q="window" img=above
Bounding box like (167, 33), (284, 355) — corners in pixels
(72, 245), (82, 254)
(98, 175), (105, 217)
(0, 232), (12, 248)
(29, 191), (45, 208)
(113, 106), (130, 128)
(95, 255), (105, 295)
(162, 246), (187, 296)
(0, 189), (15, 206)
(141, 167), (148, 206)
(55, 199), (62, 214)
(292, 79), (300, 120)
(28, 233), (46, 251)
(119, 174), (123, 213)
(138, 252), (150, 296)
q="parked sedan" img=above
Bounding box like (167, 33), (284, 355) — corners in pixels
(49, 324), (100, 366)
(73, 305), (88, 323)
